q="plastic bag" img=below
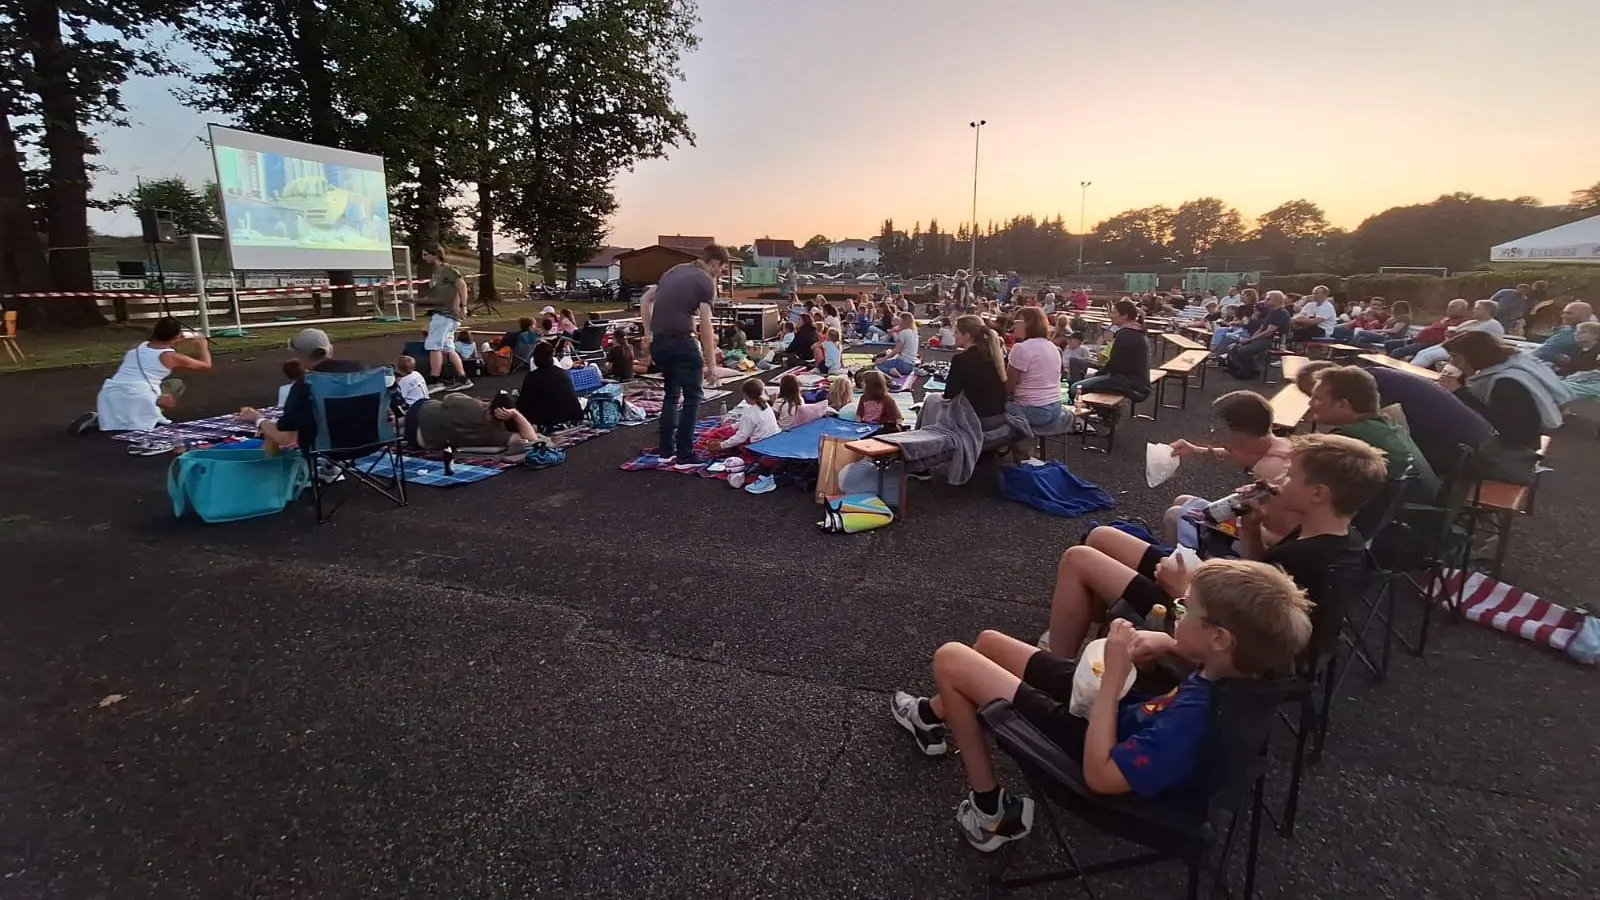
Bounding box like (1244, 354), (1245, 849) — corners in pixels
(1568, 610), (1600, 665)
(1068, 638), (1140, 718)
(1146, 442), (1180, 488)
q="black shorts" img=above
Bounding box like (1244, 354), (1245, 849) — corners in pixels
(1010, 650), (1089, 759)
(1119, 545), (1175, 617)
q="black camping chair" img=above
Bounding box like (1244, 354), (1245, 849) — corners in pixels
(979, 676), (1307, 899)
(302, 367), (408, 524)
(1338, 469), (1422, 685)
(1270, 564), (1373, 838)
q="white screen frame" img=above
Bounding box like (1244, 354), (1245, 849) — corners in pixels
(208, 124), (396, 272)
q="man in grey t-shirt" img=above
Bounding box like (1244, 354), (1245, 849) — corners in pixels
(640, 244), (730, 462)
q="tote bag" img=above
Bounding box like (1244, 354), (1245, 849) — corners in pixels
(168, 447), (311, 523)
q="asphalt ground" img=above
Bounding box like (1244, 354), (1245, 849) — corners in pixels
(1, 333), (1595, 899)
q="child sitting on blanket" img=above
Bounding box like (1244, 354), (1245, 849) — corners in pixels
(936, 317), (956, 349)
(392, 355), (430, 408)
(828, 374), (854, 411)
(606, 343), (635, 382)
(705, 378), (780, 454)
(277, 359), (305, 407)
(856, 370), (904, 432)
(774, 374), (832, 430)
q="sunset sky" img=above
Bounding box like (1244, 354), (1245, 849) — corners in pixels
(90, 0), (1598, 249)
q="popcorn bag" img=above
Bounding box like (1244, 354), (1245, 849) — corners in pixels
(1069, 638), (1140, 718)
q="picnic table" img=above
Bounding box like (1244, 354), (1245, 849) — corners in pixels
(1279, 355), (1310, 381)
(1358, 353), (1442, 381)
(1270, 384), (1311, 434)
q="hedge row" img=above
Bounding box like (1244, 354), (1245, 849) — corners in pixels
(1256, 269), (1600, 315)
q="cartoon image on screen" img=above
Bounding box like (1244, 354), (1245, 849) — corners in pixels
(214, 145), (392, 252)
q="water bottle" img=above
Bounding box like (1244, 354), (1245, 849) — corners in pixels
(442, 445), (455, 476)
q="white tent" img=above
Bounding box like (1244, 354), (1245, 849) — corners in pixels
(1490, 214), (1600, 264)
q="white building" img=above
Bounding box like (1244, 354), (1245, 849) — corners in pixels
(828, 239), (880, 267)
(575, 247), (631, 282)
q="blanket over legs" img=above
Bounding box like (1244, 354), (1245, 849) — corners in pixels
(877, 394), (1032, 485)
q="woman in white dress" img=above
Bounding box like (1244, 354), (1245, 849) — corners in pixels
(80, 317), (213, 433)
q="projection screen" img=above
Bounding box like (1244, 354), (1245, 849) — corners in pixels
(208, 125), (395, 272)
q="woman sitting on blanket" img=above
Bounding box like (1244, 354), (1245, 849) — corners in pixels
(856, 370), (905, 433)
(85, 316), (213, 433)
(790, 314), (820, 367)
(516, 341), (585, 432)
(705, 378), (780, 454)
(774, 374), (832, 430)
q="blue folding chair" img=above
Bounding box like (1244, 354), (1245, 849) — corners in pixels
(303, 367), (408, 523)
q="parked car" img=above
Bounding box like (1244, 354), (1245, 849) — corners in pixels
(856, 273), (882, 283)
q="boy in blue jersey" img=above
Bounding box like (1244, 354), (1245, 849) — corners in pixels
(890, 559), (1313, 852)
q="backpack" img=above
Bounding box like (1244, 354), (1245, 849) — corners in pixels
(586, 383), (624, 429)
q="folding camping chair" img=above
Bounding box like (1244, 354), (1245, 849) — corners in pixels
(507, 332), (540, 374)
(1337, 470), (1421, 687)
(979, 677), (1306, 900)
(303, 367), (408, 524)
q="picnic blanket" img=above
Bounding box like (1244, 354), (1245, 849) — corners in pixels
(747, 417), (880, 460)
(841, 353), (880, 369)
(622, 388), (731, 419)
(111, 408), (279, 446)
(1430, 568), (1588, 660)
(357, 453), (505, 487)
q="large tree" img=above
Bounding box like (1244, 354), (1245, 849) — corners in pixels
(1573, 181), (1600, 213)
(1091, 205), (1174, 265)
(2, 0), (189, 325)
(1169, 197), (1244, 262)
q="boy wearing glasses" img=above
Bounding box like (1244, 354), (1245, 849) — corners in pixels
(884, 434), (1382, 850)
(889, 560), (1314, 851)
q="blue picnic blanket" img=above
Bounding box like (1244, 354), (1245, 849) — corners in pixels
(356, 453), (505, 487)
(747, 417), (880, 460)
(998, 461), (1115, 518)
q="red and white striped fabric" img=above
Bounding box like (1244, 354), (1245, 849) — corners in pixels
(1431, 569), (1582, 654)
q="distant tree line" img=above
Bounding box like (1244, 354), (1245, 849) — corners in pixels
(874, 185), (1600, 279)
(0, 0), (700, 327)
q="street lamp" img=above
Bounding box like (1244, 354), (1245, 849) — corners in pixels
(1077, 180), (1092, 275)
(969, 120), (985, 285)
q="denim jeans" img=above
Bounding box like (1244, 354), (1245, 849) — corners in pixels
(1065, 356), (1090, 382)
(653, 337), (704, 459)
(1388, 341), (1430, 360)
(1228, 338), (1275, 377)
(877, 357), (914, 377)
(1210, 328), (1246, 353)
(1351, 329), (1389, 344)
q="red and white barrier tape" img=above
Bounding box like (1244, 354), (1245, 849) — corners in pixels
(1, 273), (486, 301)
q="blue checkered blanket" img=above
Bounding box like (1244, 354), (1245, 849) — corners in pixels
(355, 453), (505, 487)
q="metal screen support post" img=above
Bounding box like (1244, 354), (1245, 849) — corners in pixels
(189, 233), (211, 336)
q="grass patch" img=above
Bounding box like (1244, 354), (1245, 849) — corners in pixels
(4, 300), (626, 373)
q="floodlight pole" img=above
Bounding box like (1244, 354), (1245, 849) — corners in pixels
(969, 119), (985, 284)
(1078, 181), (1092, 275)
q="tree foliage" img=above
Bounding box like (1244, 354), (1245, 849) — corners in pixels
(1, 0), (191, 325)
(110, 175), (223, 235)
(1169, 197), (1244, 262)
(1573, 181), (1600, 213)
(1348, 192), (1579, 273)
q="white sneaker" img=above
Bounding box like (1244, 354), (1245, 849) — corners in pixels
(956, 790), (1035, 852)
(1037, 630), (1051, 652)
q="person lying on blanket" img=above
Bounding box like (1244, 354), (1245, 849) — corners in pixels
(703, 379), (780, 454)
(406, 392), (544, 454)
(888, 561), (1313, 852)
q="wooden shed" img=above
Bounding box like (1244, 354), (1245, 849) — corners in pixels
(617, 245), (698, 286)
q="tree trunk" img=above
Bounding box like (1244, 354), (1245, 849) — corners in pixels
(565, 262), (577, 288)
(476, 174), (497, 306)
(0, 102), (53, 328)
(21, 0), (105, 326)
(538, 240), (556, 287)
(415, 157), (445, 277)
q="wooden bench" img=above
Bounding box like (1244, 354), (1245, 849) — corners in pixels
(1159, 349), (1209, 408)
(1132, 368), (1173, 422)
(1269, 384), (1311, 435)
(1159, 331), (1205, 363)
(1078, 391), (1128, 453)
(1279, 355), (1310, 383)
(1358, 353), (1442, 381)
(1319, 343), (1368, 361)
(1462, 435), (1554, 576)
(843, 438), (908, 516)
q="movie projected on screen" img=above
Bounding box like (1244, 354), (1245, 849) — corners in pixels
(209, 125), (395, 272)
